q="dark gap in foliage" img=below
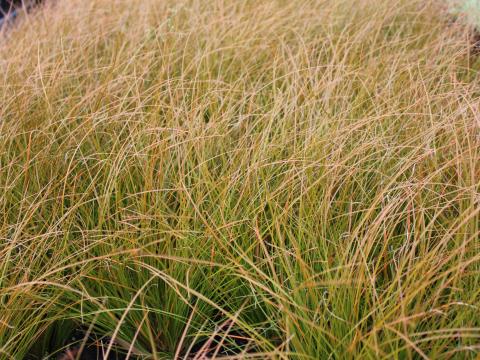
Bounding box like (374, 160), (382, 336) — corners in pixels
(0, 0), (42, 26)
(26, 324), (128, 360)
(189, 328), (252, 357)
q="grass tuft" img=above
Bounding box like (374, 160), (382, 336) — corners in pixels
(0, 0), (479, 358)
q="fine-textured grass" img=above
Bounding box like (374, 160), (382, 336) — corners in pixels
(0, 0), (479, 358)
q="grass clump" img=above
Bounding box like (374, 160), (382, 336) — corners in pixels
(0, 0), (479, 358)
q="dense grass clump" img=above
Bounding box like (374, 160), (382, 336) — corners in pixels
(0, 0), (479, 358)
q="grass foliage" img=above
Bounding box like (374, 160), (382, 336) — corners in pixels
(0, 0), (479, 358)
